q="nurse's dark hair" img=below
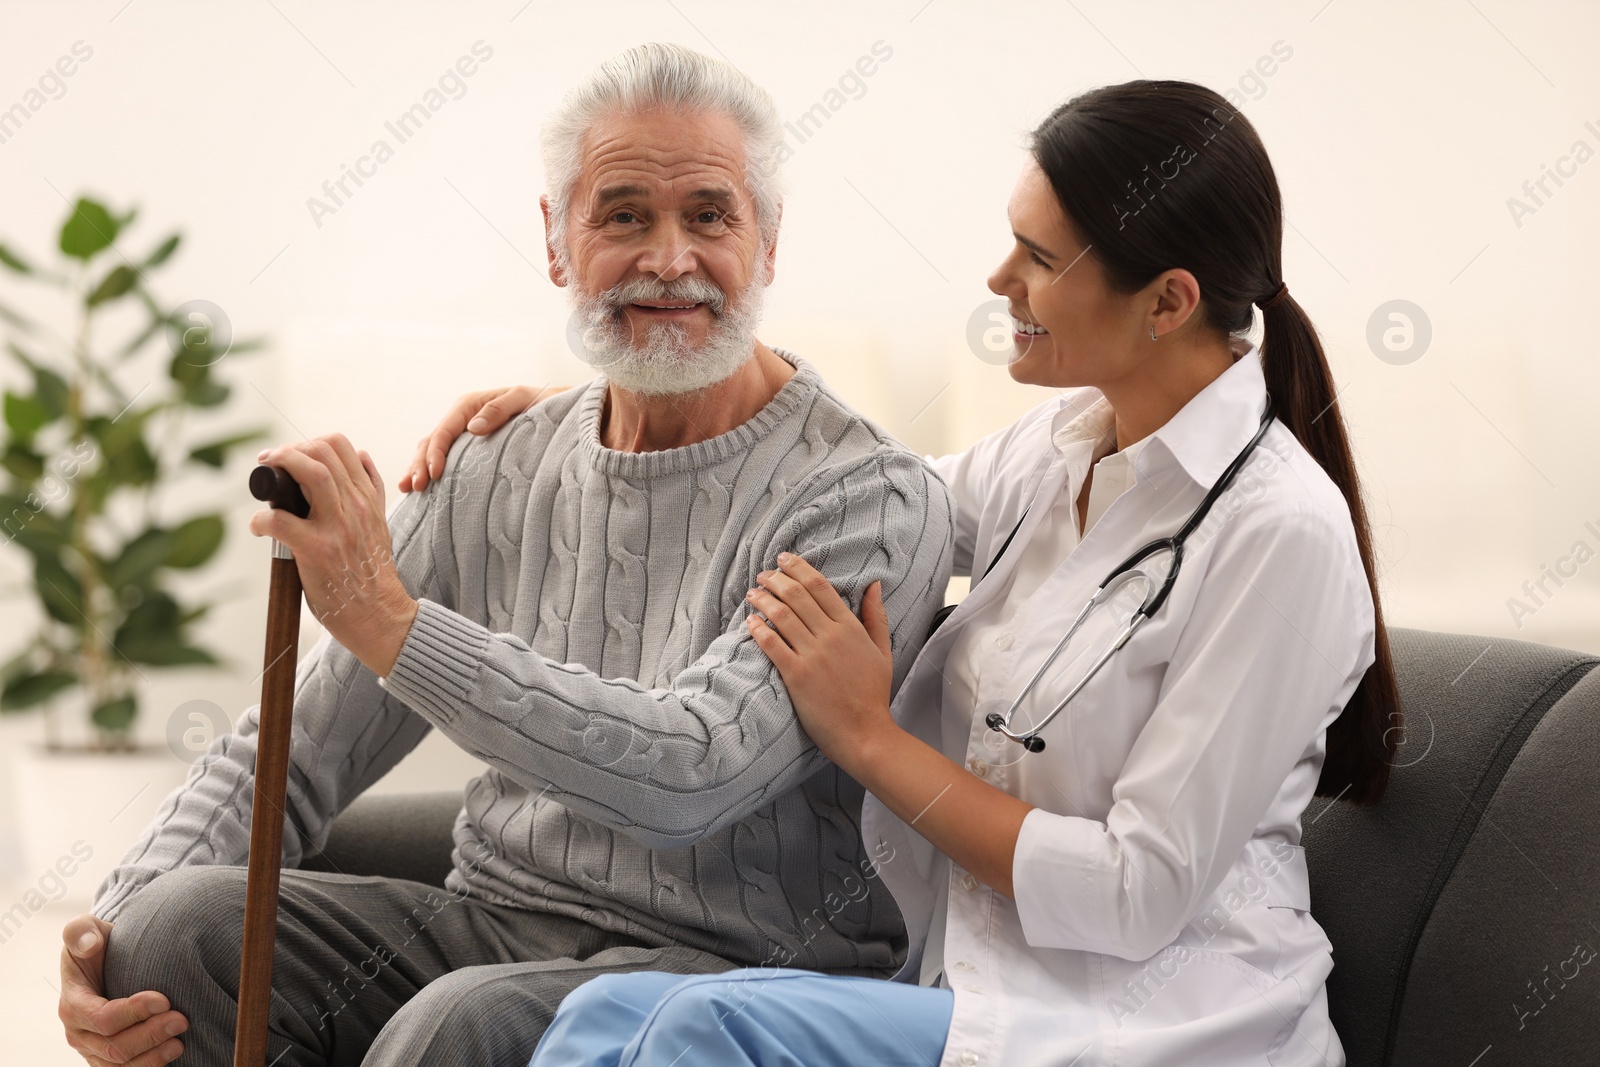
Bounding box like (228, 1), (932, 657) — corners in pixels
(1029, 79), (1399, 804)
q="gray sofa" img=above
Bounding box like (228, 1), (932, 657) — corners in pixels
(305, 627), (1600, 1065)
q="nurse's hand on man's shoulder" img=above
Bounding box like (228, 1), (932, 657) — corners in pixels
(399, 384), (570, 493)
(59, 913), (187, 1066)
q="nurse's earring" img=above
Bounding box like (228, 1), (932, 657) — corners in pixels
(1149, 325), (1158, 341)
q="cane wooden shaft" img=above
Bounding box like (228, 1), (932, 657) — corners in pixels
(233, 553), (302, 1067)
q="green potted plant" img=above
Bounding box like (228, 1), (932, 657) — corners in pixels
(0, 195), (268, 892)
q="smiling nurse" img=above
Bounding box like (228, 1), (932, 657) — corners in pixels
(412, 78), (1401, 1067)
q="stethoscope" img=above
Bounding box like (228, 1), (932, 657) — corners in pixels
(985, 393), (1278, 753)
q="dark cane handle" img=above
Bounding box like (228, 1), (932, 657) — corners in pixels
(249, 463), (310, 519)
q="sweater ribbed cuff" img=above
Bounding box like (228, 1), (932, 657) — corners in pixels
(379, 597), (491, 727)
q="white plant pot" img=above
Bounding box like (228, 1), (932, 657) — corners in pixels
(6, 745), (192, 908)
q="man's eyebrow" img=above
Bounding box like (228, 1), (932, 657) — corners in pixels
(589, 184), (738, 213)
(593, 183), (650, 207)
(1014, 231), (1058, 260)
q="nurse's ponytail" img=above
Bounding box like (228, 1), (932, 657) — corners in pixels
(1030, 81), (1400, 804)
(1256, 284), (1400, 805)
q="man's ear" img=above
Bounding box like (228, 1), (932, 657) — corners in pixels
(540, 195), (567, 288)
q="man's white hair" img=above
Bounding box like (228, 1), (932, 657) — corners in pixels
(541, 43), (784, 270)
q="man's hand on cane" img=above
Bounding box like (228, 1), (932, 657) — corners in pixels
(249, 432), (419, 678)
(59, 914), (186, 1066)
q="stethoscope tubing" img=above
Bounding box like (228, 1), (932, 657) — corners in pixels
(985, 394), (1278, 752)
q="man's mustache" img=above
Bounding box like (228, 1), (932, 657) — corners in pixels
(595, 276), (729, 317)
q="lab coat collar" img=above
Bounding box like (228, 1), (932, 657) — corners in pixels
(1050, 395), (1154, 472)
(1046, 385), (1112, 447)
(1048, 340), (1270, 492)
(1050, 394), (1113, 451)
(1139, 340), (1270, 489)
(952, 342), (1269, 626)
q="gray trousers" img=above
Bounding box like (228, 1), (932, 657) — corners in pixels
(102, 866), (736, 1067)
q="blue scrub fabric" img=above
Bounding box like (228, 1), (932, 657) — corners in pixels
(528, 968), (955, 1066)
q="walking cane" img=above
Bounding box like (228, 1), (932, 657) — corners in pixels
(233, 463), (311, 1067)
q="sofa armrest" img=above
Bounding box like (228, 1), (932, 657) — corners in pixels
(300, 790), (462, 889)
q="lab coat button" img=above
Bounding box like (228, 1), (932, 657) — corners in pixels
(960, 873), (980, 892)
(994, 632), (1014, 650)
(967, 758), (989, 778)
(954, 960), (975, 972)
(958, 1050), (980, 1066)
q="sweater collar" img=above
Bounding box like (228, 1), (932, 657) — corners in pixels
(577, 347), (819, 478)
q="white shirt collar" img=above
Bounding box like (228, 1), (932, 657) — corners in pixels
(1046, 340), (1269, 490)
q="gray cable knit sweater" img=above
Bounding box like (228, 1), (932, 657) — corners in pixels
(94, 350), (954, 977)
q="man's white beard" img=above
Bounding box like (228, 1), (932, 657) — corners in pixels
(568, 270), (767, 396)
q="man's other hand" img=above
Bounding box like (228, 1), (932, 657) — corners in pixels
(60, 914), (187, 1066)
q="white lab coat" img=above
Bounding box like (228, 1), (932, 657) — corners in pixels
(862, 343), (1375, 1066)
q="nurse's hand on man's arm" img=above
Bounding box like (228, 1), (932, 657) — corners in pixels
(744, 555), (897, 757)
(59, 913), (187, 1066)
(746, 554), (1034, 898)
(398, 384), (570, 493)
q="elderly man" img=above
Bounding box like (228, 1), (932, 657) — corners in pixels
(57, 43), (952, 1067)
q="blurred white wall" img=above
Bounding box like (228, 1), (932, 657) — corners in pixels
(1, 0), (1598, 835)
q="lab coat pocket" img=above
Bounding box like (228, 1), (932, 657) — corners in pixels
(1100, 943), (1280, 1032)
